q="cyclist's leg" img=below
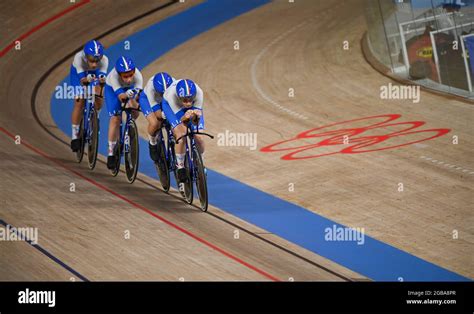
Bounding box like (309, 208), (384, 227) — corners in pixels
(70, 65), (85, 151)
(71, 98), (85, 137)
(167, 108), (186, 156)
(163, 103), (187, 182)
(173, 123), (188, 183)
(105, 85), (122, 168)
(140, 93), (161, 161)
(151, 102), (164, 127)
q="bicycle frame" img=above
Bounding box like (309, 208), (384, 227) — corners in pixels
(109, 93), (141, 183)
(118, 105), (137, 159)
(82, 78), (99, 146)
(162, 120), (177, 172)
(176, 122), (214, 183)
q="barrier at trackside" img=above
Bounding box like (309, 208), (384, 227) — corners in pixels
(468, 36), (474, 76)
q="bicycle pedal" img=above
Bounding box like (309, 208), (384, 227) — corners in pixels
(178, 183), (185, 192)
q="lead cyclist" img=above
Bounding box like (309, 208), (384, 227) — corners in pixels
(161, 79), (206, 187)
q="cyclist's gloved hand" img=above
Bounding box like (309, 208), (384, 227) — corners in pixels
(86, 74), (96, 82)
(184, 110), (194, 120)
(193, 109), (202, 118)
(191, 110), (201, 124)
(126, 89), (136, 99)
(98, 74), (106, 83)
(133, 88), (142, 96)
(126, 88), (142, 99)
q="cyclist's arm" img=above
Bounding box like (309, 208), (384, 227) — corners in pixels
(134, 68), (144, 90)
(73, 53), (89, 85)
(190, 86), (204, 123)
(98, 55), (109, 76)
(106, 71), (126, 102)
(144, 79), (159, 107)
(193, 85), (204, 109)
(118, 93), (128, 103)
(98, 55), (109, 84)
(73, 53), (86, 77)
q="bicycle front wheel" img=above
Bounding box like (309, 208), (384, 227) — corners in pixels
(193, 147), (208, 212)
(125, 120), (139, 183)
(87, 110), (99, 170)
(155, 131), (170, 192)
(75, 116), (85, 163)
(182, 149), (193, 205)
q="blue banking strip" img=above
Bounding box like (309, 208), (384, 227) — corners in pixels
(51, 0), (469, 281)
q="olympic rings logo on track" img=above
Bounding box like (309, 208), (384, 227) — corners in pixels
(260, 114), (450, 160)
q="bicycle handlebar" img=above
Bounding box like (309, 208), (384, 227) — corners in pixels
(83, 79), (100, 86)
(176, 129), (214, 144)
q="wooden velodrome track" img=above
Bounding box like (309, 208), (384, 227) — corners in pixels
(0, 0), (472, 281)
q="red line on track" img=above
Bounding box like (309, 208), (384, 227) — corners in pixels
(0, 0), (90, 58)
(0, 127), (280, 281)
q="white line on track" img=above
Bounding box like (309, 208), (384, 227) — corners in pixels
(250, 19), (313, 121)
(419, 156), (474, 175)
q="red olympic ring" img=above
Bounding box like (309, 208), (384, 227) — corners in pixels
(260, 114), (450, 160)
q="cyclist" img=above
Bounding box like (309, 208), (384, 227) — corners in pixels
(161, 79), (205, 185)
(70, 40), (108, 152)
(104, 56), (143, 169)
(140, 72), (175, 162)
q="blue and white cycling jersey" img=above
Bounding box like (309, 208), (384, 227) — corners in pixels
(140, 74), (176, 117)
(69, 51), (109, 96)
(104, 68), (144, 117)
(161, 80), (205, 130)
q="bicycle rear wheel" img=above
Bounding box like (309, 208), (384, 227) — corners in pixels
(155, 131), (170, 192)
(87, 110), (99, 170)
(75, 117), (85, 163)
(193, 148), (208, 212)
(125, 120), (139, 183)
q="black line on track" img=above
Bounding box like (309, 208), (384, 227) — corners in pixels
(30, 0), (353, 282)
(0, 219), (89, 282)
